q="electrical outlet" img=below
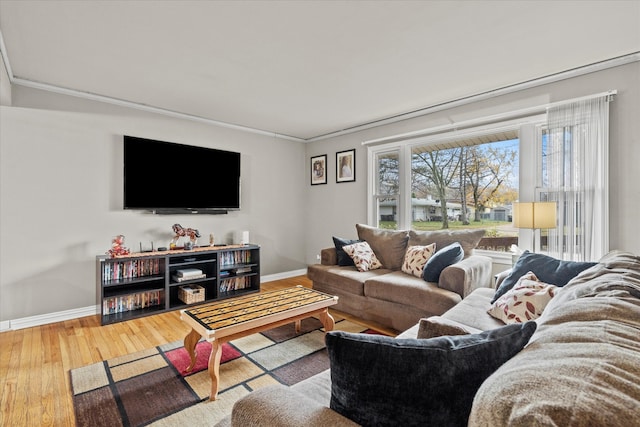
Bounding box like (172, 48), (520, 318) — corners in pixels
(316, 254), (321, 261)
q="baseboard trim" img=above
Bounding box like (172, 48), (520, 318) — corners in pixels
(261, 269), (307, 282)
(6, 305), (99, 331)
(1, 269), (309, 331)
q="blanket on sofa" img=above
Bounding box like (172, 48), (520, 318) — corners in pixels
(469, 251), (640, 426)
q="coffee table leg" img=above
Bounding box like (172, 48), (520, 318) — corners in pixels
(295, 319), (301, 333)
(208, 339), (223, 401)
(184, 329), (201, 373)
(319, 308), (335, 331)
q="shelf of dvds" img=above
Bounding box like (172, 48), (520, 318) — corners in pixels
(97, 244), (260, 325)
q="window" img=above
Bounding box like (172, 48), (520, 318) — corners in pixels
(368, 119), (537, 255)
(368, 93), (611, 261)
(411, 136), (518, 234)
(374, 150), (400, 229)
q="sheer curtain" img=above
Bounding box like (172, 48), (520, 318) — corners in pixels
(542, 95), (611, 262)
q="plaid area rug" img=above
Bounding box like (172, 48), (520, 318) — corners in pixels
(70, 317), (382, 427)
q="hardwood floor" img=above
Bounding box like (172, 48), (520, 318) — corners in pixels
(0, 276), (396, 426)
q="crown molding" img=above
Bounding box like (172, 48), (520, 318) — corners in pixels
(2, 23), (637, 144)
(10, 76), (306, 142)
(307, 52), (640, 142)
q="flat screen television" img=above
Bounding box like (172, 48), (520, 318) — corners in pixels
(123, 136), (241, 213)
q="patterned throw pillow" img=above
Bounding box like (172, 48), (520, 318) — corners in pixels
(342, 241), (383, 272)
(402, 244), (437, 277)
(488, 271), (558, 324)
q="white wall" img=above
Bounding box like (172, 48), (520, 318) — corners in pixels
(2, 60), (639, 325)
(0, 87), (308, 322)
(0, 56), (10, 105)
(304, 61), (640, 265)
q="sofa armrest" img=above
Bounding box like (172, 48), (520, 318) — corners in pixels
(228, 385), (359, 427)
(438, 255), (492, 298)
(494, 268), (512, 289)
(320, 247), (338, 265)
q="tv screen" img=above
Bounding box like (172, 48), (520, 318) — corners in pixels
(123, 136), (241, 212)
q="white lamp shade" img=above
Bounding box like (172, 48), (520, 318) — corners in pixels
(513, 202), (556, 229)
(513, 202), (534, 228)
(533, 202), (557, 229)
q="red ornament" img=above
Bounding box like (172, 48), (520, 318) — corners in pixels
(107, 235), (130, 258)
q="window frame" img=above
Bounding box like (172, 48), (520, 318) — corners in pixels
(367, 115), (546, 264)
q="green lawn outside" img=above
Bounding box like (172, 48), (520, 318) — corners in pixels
(379, 220), (516, 236)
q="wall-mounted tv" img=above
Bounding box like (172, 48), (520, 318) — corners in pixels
(123, 136), (241, 213)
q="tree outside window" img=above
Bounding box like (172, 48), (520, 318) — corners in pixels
(374, 133), (520, 251)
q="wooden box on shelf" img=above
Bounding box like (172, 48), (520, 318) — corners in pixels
(178, 284), (205, 304)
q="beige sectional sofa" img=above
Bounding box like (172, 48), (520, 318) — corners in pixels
(219, 250), (640, 426)
(307, 224), (493, 331)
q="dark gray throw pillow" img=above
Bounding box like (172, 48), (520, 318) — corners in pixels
(332, 237), (363, 266)
(422, 241), (464, 282)
(326, 322), (537, 427)
(492, 250), (597, 303)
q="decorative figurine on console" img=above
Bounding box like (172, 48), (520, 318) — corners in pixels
(171, 224), (201, 249)
(107, 235), (130, 258)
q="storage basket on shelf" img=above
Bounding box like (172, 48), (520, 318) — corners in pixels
(178, 284), (205, 304)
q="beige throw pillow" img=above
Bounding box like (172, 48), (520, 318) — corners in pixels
(488, 271), (558, 324)
(417, 316), (483, 339)
(342, 241), (383, 272)
(402, 244), (436, 277)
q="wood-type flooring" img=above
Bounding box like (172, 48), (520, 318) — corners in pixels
(0, 276), (396, 426)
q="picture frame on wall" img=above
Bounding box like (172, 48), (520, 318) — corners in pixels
(310, 154), (327, 185)
(336, 149), (355, 183)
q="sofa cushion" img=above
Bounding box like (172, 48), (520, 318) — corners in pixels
(326, 322), (537, 427)
(401, 243), (436, 277)
(364, 271), (461, 314)
(291, 370), (335, 407)
(230, 383), (359, 427)
(307, 264), (391, 297)
(408, 228), (485, 256)
(356, 224), (409, 270)
(332, 237), (363, 266)
(487, 271), (558, 324)
(423, 242), (464, 282)
(342, 241), (383, 272)
(492, 250), (597, 303)
(440, 287), (506, 331)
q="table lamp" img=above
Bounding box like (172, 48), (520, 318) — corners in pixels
(513, 201), (557, 251)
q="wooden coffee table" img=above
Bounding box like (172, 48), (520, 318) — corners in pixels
(180, 285), (338, 400)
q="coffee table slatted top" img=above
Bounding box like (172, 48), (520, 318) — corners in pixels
(183, 286), (337, 333)
(180, 285), (338, 401)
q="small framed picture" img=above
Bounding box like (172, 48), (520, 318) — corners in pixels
(336, 149), (355, 183)
(310, 154), (327, 185)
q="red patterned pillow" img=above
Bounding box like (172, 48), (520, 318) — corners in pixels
(342, 241), (383, 272)
(488, 271), (558, 324)
(402, 244), (436, 277)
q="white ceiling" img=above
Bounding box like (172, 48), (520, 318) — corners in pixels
(1, 1), (639, 141)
